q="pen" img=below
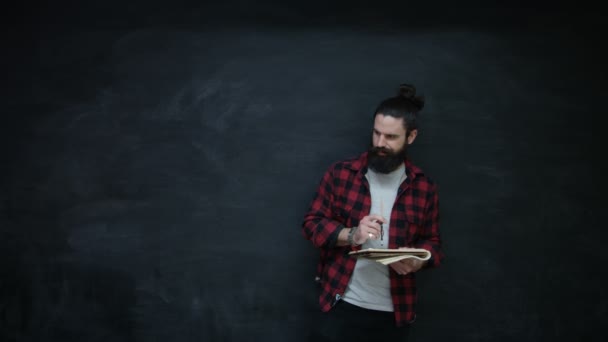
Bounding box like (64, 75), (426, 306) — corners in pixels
(380, 199), (384, 244)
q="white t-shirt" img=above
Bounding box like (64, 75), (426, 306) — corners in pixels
(343, 164), (406, 311)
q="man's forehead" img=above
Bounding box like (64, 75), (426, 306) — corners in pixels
(374, 114), (406, 134)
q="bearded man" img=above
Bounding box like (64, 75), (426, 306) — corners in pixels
(302, 83), (444, 341)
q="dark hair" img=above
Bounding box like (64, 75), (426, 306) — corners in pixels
(374, 84), (425, 135)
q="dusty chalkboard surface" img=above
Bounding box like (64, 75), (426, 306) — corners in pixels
(1, 1), (604, 341)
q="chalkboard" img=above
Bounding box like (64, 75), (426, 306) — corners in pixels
(1, 1), (604, 341)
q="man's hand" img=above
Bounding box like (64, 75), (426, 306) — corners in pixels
(389, 257), (425, 275)
(352, 214), (385, 245)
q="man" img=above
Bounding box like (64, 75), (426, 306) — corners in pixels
(302, 84), (444, 341)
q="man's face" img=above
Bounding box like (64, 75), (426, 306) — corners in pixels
(368, 114), (417, 173)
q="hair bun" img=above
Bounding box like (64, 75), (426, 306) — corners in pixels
(397, 83), (425, 110)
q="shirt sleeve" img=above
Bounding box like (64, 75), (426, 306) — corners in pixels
(301, 165), (345, 249)
(416, 183), (444, 269)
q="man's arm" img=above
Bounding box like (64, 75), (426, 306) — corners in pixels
(415, 184), (443, 269)
(301, 166), (347, 248)
(302, 164), (383, 248)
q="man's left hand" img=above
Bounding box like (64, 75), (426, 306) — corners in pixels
(389, 258), (425, 275)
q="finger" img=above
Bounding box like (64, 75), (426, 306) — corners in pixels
(368, 225), (381, 236)
(368, 214), (386, 224)
(399, 260), (413, 271)
(372, 220), (383, 231)
(390, 264), (408, 275)
(359, 221), (380, 235)
(398, 264), (412, 273)
(361, 217), (375, 227)
(404, 261), (419, 272)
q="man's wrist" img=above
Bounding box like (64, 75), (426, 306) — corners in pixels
(347, 226), (360, 246)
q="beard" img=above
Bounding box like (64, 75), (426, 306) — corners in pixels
(368, 144), (408, 174)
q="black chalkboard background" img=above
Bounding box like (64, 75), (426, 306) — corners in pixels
(2, 1), (604, 341)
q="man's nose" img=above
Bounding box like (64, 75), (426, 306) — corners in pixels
(377, 135), (387, 147)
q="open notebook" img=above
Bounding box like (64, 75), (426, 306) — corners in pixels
(348, 248), (431, 265)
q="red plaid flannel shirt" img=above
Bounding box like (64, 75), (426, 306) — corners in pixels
(302, 152), (443, 326)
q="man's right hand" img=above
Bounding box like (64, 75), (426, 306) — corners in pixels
(353, 214), (385, 245)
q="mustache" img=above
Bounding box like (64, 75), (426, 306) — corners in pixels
(370, 146), (393, 154)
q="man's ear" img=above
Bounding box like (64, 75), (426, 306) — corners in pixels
(407, 129), (418, 145)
